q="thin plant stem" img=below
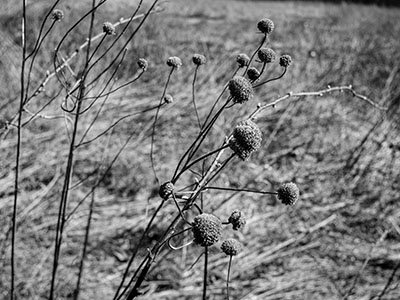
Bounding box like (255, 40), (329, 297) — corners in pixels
(243, 34), (266, 75)
(192, 65), (201, 128)
(253, 67), (287, 88)
(203, 246), (209, 300)
(11, 0), (27, 298)
(205, 186), (277, 195)
(150, 67), (174, 184)
(226, 255), (233, 300)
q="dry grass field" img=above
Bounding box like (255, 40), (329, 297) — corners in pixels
(0, 0), (399, 299)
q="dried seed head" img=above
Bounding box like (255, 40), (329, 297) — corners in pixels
(228, 209), (246, 230)
(159, 181), (174, 200)
(257, 48), (276, 63)
(229, 120), (262, 161)
(221, 239), (243, 256)
(192, 53), (207, 66)
(192, 213), (223, 247)
(228, 76), (254, 104)
(164, 94), (173, 104)
(279, 55), (292, 68)
(103, 22), (116, 35)
(137, 58), (148, 71)
(277, 182), (299, 205)
(236, 53), (250, 68)
(257, 18), (274, 34)
(166, 56), (182, 68)
(247, 67), (260, 81)
(51, 9), (64, 21)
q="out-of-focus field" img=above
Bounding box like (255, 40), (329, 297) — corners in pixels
(0, 0), (399, 299)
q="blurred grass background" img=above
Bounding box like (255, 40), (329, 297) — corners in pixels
(0, 0), (399, 299)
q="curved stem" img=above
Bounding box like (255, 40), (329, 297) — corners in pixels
(205, 186), (277, 195)
(192, 66), (201, 128)
(253, 67), (287, 88)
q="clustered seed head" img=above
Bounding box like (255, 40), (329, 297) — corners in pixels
(103, 22), (116, 35)
(247, 67), (260, 81)
(137, 58), (148, 71)
(192, 53), (207, 66)
(228, 76), (254, 104)
(277, 182), (299, 205)
(279, 55), (292, 68)
(221, 239), (243, 256)
(257, 48), (276, 63)
(236, 53), (250, 68)
(192, 213), (223, 247)
(228, 209), (246, 230)
(164, 94), (173, 104)
(159, 181), (174, 200)
(257, 18), (274, 34)
(51, 9), (64, 21)
(229, 120), (262, 161)
(166, 56), (182, 69)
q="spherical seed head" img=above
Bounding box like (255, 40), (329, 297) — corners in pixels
(247, 67), (260, 81)
(103, 22), (116, 35)
(164, 94), (173, 104)
(229, 120), (262, 161)
(277, 182), (299, 205)
(192, 213), (223, 247)
(192, 53), (207, 66)
(221, 239), (243, 256)
(166, 56), (182, 68)
(228, 76), (254, 104)
(137, 58), (148, 71)
(236, 53), (250, 68)
(279, 55), (292, 68)
(159, 181), (174, 200)
(51, 9), (64, 21)
(257, 18), (274, 34)
(228, 209), (246, 230)
(257, 48), (276, 63)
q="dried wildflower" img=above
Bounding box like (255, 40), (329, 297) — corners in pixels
(192, 213), (223, 247)
(166, 56), (182, 69)
(247, 67), (260, 81)
(159, 181), (174, 200)
(164, 94), (173, 104)
(51, 9), (64, 21)
(228, 76), (254, 104)
(236, 53), (250, 68)
(277, 182), (299, 205)
(103, 22), (116, 35)
(137, 58), (148, 71)
(229, 120), (262, 161)
(279, 55), (292, 68)
(228, 210), (246, 230)
(257, 48), (276, 63)
(257, 18), (274, 34)
(221, 239), (243, 256)
(192, 53), (207, 66)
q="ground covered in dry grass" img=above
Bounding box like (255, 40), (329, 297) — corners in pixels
(1, 0), (399, 299)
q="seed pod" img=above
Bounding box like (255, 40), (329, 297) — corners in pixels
(192, 213), (223, 247)
(247, 67), (260, 81)
(51, 9), (64, 21)
(229, 120), (262, 161)
(221, 239), (243, 256)
(164, 94), (173, 104)
(257, 18), (274, 34)
(279, 55), (292, 68)
(257, 48), (276, 63)
(159, 181), (174, 200)
(192, 53), (207, 66)
(277, 182), (299, 205)
(137, 58), (148, 71)
(166, 56), (182, 69)
(236, 53), (250, 68)
(228, 76), (254, 104)
(228, 209), (246, 230)
(103, 22), (116, 35)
